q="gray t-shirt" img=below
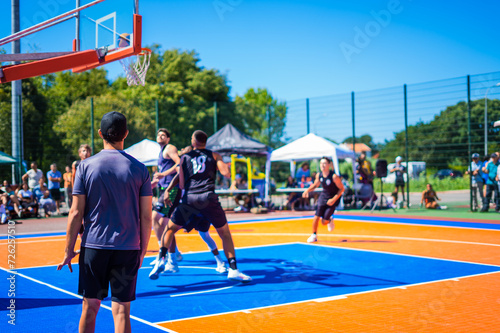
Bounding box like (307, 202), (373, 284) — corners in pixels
(26, 169), (43, 189)
(73, 149), (152, 250)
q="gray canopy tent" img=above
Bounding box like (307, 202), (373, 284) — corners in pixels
(206, 124), (272, 204)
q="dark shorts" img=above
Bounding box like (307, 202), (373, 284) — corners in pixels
(171, 192), (227, 232)
(395, 178), (405, 187)
(50, 188), (61, 201)
(153, 187), (181, 218)
(315, 194), (339, 220)
(78, 247), (141, 302)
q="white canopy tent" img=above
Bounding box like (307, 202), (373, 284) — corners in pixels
(124, 139), (160, 166)
(270, 133), (356, 175)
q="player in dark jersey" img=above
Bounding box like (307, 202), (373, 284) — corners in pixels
(302, 157), (344, 243)
(150, 128), (183, 269)
(149, 130), (251, 282)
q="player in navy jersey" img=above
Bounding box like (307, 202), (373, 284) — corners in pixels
(149, 130), (251, 282)
(150, 128), (183, 268)
(302, 157), (344, 243)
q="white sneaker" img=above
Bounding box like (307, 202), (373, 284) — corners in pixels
(327, 219), (334, 232)
(227, 268), (252, 283)
(165, 261), (179, 273)
(216, 262), (228, 273)
(149, 258), (165, 280)
(176, 251), (183, 262)
(307, 233), (317, 243)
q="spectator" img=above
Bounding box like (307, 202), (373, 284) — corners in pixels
(231, 174), (251, 212)
(465, 153), (484, 211)
(63, 165), (73, 208)
(295, 162), (310, 182)
(390, 156), (406, 204)
(2, 185), (21, 217)
(1, 180), (9, 192)
(47, 163), (62, 215)
(39, 190), (57, 217)
(22, 162), (44, 190)
(481, 153), (499, 213)
(17, 182), (38, 217)
(284, 175), (300, 210)
(420, 183), (446, 210)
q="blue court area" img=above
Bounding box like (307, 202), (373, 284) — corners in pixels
(1, 243), (499, 332)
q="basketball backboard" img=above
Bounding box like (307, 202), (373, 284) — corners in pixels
(0, 0), (142, 83)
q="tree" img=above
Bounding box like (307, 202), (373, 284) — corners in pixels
(54, 93), (154, 154)
(234, 88), (287, 149)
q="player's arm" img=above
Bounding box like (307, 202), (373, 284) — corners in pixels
(139, 195), (152, 263)
(302, 173), (321, 198)
(178, 156), (186, 190)
(215, 152), (230, 178)
(327, 175), (345, 206)
(164, 173), (180, 207)
(57, 194), (86, 273)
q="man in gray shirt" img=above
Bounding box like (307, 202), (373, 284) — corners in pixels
(58, 111), (152, 332)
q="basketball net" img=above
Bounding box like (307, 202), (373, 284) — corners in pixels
(119, 48), (151, 86)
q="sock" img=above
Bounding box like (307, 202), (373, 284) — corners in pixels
(228, 257), (237, 270)
(214, 254), (224, 266)
(159, 247), (168, 259)
(199, 231), (217, 251)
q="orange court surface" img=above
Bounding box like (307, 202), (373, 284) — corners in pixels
(1, 210), (500, 332)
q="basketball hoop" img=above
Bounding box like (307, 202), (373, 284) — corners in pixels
(119, 47), (151, 86)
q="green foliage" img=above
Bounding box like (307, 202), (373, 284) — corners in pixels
(1, 47), (288, 181)
(379, 99), (500, 168)
(235, 88), (287, 149)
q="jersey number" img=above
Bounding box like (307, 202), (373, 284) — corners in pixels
(191, 156), (206, 174)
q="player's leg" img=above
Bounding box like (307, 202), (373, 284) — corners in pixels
(111, 301), (131, 333)
(149, 221), (182, 279)
(80, 298), (100, 333)
(199, 230), (227, 273)
(214, 223), (251, 282)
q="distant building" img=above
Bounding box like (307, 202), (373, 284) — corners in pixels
(340, 143), (372, 158)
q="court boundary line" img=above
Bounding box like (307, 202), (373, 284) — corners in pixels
(0, 266), (178, 333)
(155, 270), (500, 325)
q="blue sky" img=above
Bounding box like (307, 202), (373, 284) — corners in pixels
(2, 0), (500, 142)
(2, 0), (499, 101)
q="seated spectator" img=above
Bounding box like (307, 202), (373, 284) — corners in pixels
(2, 185), (21, 218)
(295, 162), (311, 183)
(230, 174), (251, 212)
(284, 175), (300, 210)
(1, 196), (9, 224)
(33, 183), (48, 202)
(420, 183), (447, 210)
(1, 180), (9, 193)
(17, 182), (39, 217)
(39, 190), (57, 217)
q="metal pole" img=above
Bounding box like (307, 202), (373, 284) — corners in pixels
(75, 0), (80, 51)
(404, 84), (409, 208)
(351, 91), (357, 204)
(306, 98), (310, 134)
(11, 0), (22, 185)
(267, 105), (271, 145)
(19, 95), (23, 178)
(155, 99), (159, 134)
(484, 83), (500, 155)
(213, 101), (217, 134)
(467, 75), (473, 211)
(351, 92), (356, 152)
(90, 97), (94, 154)
(134, 0), (139, 15)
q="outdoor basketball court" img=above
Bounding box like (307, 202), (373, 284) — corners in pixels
(1, 213), (499, 332)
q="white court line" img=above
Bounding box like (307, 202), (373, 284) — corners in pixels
(156, 269), (500, 325)
(170, 286), (234, 298)
(0, 266), (177, 333)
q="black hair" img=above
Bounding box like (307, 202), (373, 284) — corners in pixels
(193, 130), (208, 144)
